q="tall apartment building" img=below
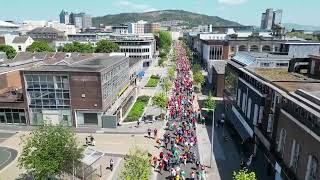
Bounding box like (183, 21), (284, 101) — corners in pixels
(261, 9), (283, 30)
(59, 10), (92, 29)
(128, 20), (160, 34)
(59, 10), (70, 25)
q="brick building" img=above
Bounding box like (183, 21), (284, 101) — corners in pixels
(224, 53), (320, 180)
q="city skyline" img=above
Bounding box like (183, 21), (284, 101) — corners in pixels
(0, 0), (319, 26)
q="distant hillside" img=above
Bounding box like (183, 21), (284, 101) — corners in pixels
(93, 10), (242, 28)
(283, 23), (320, 32)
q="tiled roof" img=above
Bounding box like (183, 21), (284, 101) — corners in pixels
(12, 36), (30, 43)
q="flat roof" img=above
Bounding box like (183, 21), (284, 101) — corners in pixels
(248, 68), (320, 93)
(282, 42), (320, 45)
(24, 53), (128, 73)
(243, 52), (293, 59)
(250, 68), (312, 81)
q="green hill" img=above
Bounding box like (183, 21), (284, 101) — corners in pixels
(93, 10), (242, 28)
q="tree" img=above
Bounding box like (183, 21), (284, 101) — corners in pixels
(193, 72), (205, 87)
(233, 169), (256, 180)
(26, 41), (55, 52)
(157, 31), (172, 50)
(168, 66), (175, 80)
(152, 92), (168, 114)
(95, 39), (120, 53)
(119, 147), (151, 180)
(192, 64), (201, 74)
(18, 125), (84, 179)
(60, 42), (94, 53)
(0, 45), (16, 59)
(204, 92), (216, 110)
(161, 77), (172, 94)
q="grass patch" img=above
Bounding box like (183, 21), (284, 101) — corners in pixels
(145, 75), (161, 87)
(124, 96), (150, 122)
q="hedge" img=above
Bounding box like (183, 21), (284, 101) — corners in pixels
(124, 96), (150, 122)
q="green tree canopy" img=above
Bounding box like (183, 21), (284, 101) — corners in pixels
(95, 39), (120, 53)
(18, 125), (84, 179)
(152, 92), (168, 111)
(119, 147), (151, 180)
(0, 45), (16, 59)
(233, 169), (256, 180)
(193, 72), (205, 86)
(26, 41), (55, 52)
(161, 77), (172, 94)
(168, 66), (175, 80)
(204, 92), (216, 110)
(60, 42), (94, 53)
(157, 31), (172, 50)
(192, 64), (201, 74)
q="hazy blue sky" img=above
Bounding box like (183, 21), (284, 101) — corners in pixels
(0, 0), (319, 26)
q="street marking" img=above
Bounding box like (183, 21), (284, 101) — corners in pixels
(0, 148), (12, 168)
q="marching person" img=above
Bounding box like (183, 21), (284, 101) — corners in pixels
(109, 159), (114, 171)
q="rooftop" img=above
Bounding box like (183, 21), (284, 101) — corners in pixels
(12, 36), (30, 43)
(24, 53), (128, 72)
(248, 67), (320, 93)
(209, 60), (227, 74)
(28, 27), (62, 34)
(0, 20), (19, 28)
(251, 68), (312, 81)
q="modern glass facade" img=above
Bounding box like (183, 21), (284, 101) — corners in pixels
(24, 74), (72, 126)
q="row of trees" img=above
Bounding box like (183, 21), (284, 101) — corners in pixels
(0, 39), (120, 60)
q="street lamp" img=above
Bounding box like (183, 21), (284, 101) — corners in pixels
(201, 107), (214, 168)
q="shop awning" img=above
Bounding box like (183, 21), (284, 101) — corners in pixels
(137, 71), (145, 78)
(228, 106), (253, 141)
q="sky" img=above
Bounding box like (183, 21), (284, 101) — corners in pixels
(0, 0), (319, 26)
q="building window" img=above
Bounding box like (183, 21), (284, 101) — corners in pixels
(262, 45), (271, 52)
(247, 98), (252, 119)
(289, 139), (300, 173)
(250, 45), (259, 52)
(18, 45), (22, 51)
(241, 92), (246, 113)
(253, 104), (259, 126)
(305, 155), (318, 180)
(238, 45), (247, 51)
(237, 89), (241, 107)
(258, 106), (264, 123)
(267, 114), (274, 133)
(209, 45), (223, 60)
(277, 128), (286, 158)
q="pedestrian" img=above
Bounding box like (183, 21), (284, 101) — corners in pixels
(154, 128), (158, 139)
(159, 160), (164, 175)
(147, 128), (151, 138)
(171, 168), (177, 179)
(196, 160), (200, 170)
(190, 171), (195, 180)
(109, 159), (114, 171)
(180, 170), (186, 180)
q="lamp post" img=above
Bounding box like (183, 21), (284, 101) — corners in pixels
(201, 107), (214, 168)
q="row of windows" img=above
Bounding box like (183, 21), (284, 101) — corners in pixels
(239, 73), (270, 94)
(278, 128), (318, 180)
(209, 45), (223, 60)
(231, 45), (277, 52)
(102, 62), (127, 83)
(283, 100), (320, 137)
(0, 111), (26, 124)
(120, 48), (150, 53)
(116, 42), (151, 46)
(129, 55), (150, 59)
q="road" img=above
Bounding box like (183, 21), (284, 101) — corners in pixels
(156, 42), (204, 180)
